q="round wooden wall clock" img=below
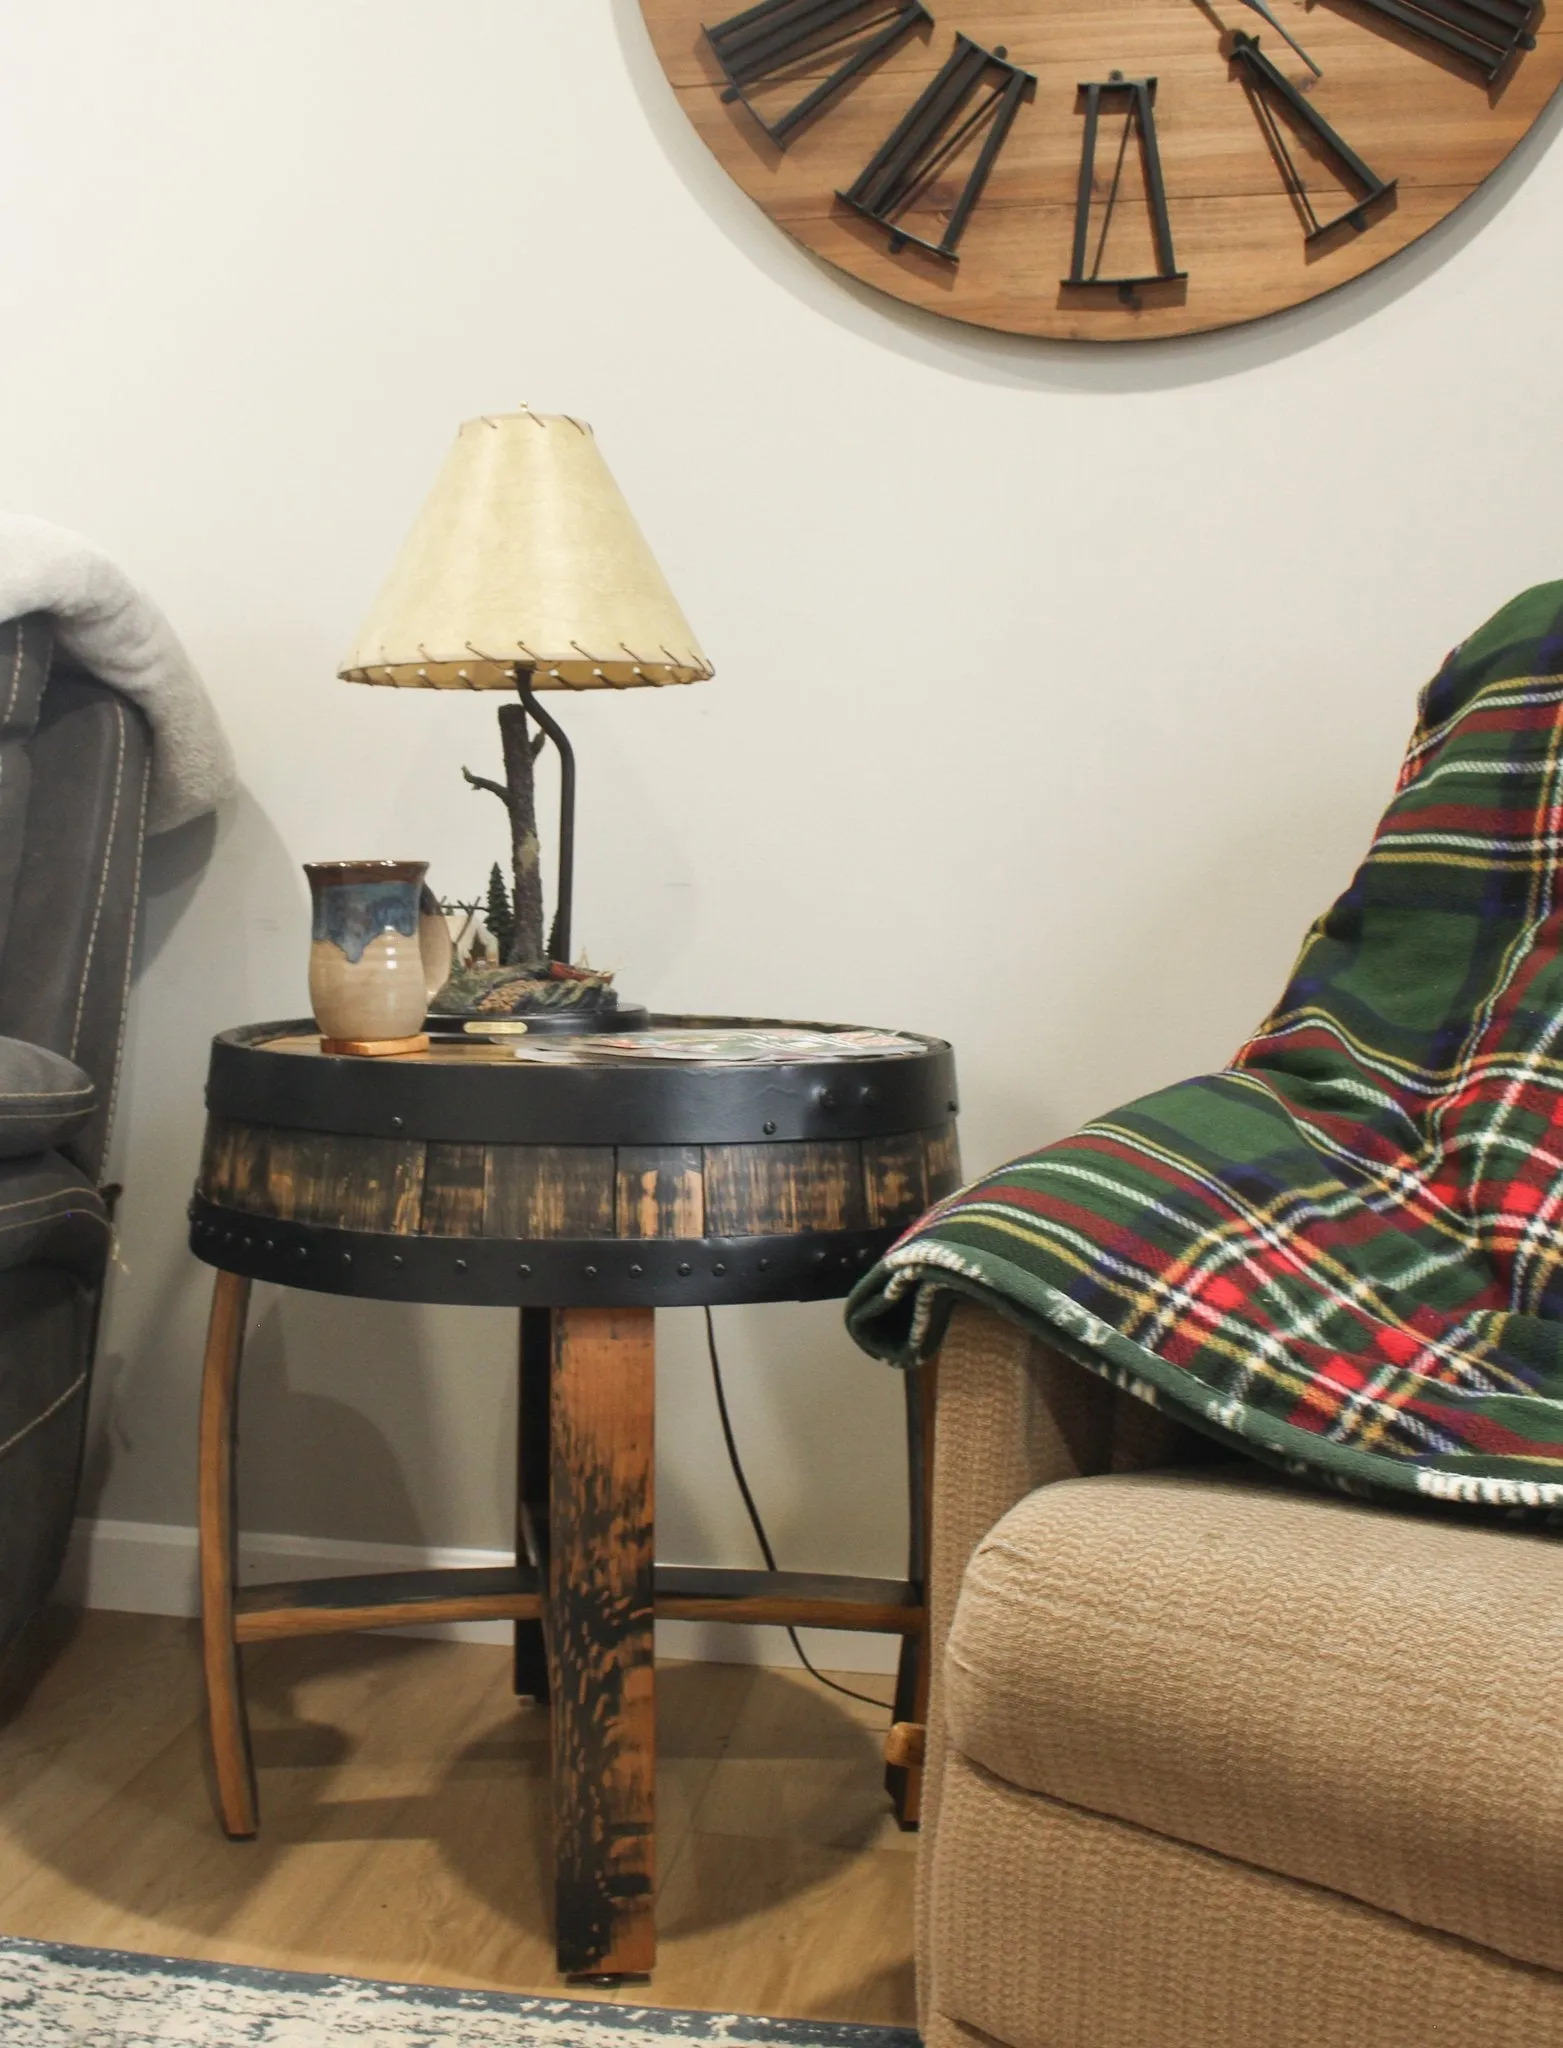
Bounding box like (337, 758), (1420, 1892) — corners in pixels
(640, 0), (1563, 339)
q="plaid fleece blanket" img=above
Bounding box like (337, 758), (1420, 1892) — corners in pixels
(848, 585), (1563, 1510)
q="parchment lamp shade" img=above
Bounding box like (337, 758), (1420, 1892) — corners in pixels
(337, 409), (712, 692)
(335, 407), (710, 1028)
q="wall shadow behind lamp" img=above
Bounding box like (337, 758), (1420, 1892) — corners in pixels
(337, 406), (713, 1031)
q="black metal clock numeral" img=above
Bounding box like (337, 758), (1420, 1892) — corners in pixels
(1231, 32), (1396, 244)
(1237, 0), (1323, 77)
(837, 34), (1036, 261)
(1064, 74), (1185, 299)
(1326, 0), (1538, 84)
(703, 0), (933, 148)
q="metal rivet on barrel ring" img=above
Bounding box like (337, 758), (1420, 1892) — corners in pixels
(391, 1254), (404, 1269)
(678, 1262), (692, 1277)
(341, 1252), (352, 1266)
(391, 1115), (404, 1131)
(518, 1263), (532, 1277)
(584, 1264), (598, 1278)
(763, 1120), (777, 1135)
(455, 1258), (468, 1274)
(713, 1262), (727, 1275)
(758, 1257), (770, 1271)
(295, 1245), (308, 1259)
(629, 1263), (643, 1277)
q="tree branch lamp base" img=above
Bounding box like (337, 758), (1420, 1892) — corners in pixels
(428, 672), (649, 1034)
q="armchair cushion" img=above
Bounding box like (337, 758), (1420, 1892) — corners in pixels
(948, 1464), (1563, 1973)
(0, 1037), (94, 1160)
(0, 1152), (108, 1281)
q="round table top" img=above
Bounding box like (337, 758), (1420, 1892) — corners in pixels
(204, 1016), (958, 1148)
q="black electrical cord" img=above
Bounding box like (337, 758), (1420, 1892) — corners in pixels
(703, 1306), (888, 1714)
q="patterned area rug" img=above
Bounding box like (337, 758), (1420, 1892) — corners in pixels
(0, 1936), (916, 2047)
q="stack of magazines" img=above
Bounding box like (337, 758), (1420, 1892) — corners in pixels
(509, 1026), (921, 1066)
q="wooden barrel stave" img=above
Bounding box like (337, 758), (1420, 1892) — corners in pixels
(616, 1146), (704, 1239)
(197, 1117), (961, 1244)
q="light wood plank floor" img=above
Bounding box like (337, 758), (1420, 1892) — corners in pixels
(0, 1609), (915, 2024)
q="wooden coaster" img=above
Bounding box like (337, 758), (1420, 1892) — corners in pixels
(318, 1033), (430, 1058)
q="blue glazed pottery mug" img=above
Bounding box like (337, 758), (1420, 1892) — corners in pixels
(304, 860), (452, 1046)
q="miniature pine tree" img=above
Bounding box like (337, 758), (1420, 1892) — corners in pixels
(485, 862), (516, 964)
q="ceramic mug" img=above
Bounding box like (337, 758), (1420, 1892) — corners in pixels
(305, 860), (453, 1045)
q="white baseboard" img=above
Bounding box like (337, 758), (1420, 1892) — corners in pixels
(60, 1517), (899, 1676)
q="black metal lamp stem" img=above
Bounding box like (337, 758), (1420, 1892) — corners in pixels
(515, 671), (576, 964)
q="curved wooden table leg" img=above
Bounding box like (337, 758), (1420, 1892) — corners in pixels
(551, 1305), (656, 1981)
(199, 1268), (258, 1838)
(887, 1357), (936, 1828)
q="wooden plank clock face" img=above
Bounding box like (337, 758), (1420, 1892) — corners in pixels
(640, 0), (1563, 338)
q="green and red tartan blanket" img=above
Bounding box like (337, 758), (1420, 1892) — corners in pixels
(848, 584), (1563, 1509)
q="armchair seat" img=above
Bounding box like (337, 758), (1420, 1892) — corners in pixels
(948, 1466), (1563, 1973)
(0, 615), (150, 1655)
(907, 1305), (1563, 2048)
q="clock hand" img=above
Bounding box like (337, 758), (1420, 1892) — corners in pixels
(1235, 0), (1323, 76)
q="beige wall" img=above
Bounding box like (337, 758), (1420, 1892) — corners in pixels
(3, 4), (1560, 1610)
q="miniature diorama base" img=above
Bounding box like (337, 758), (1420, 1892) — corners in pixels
(429, 957), (629, 1019)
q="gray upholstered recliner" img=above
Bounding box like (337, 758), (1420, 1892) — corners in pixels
(0, 612), (149, 1653)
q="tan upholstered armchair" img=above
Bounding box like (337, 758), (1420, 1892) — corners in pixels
(915, 1300), (1563, 2048)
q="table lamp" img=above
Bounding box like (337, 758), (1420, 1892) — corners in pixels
(337, 406), (712, 1031)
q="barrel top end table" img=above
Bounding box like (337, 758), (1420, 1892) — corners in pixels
(189, 1015), (959, 1980)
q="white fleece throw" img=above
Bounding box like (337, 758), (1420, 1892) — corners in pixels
(0, 514), (236, 833)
